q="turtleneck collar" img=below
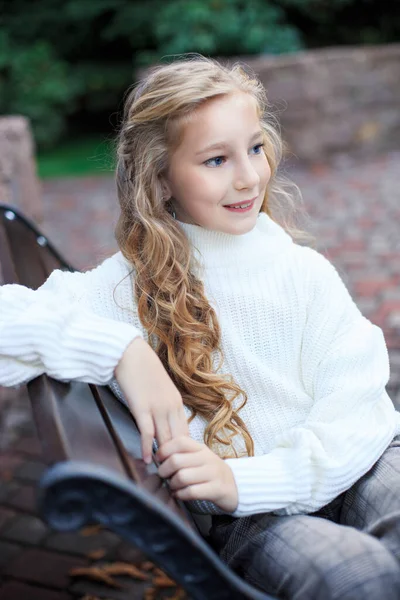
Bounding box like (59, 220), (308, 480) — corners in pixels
(176, 212), (293, 270)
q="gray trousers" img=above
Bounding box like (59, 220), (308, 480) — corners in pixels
(210, 434), (400, 600)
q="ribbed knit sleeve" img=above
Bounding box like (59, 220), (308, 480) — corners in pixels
(224, 248), (397, 517)
(0, 257), (144, 387)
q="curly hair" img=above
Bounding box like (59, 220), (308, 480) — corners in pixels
(115, 53), (313, 460)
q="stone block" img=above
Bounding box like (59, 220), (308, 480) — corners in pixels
(45, 529), (120, 558)
(0, 116), (42, 222)
(0, 581), (73, 600)
(14, 460), (47, 483)
(12, 437), (43, 460)
(0, 482), (20, 504)
(2, 514), (48, 545)
(6, 484), (37, 514)
(4, 548), (88, 589)
(69, 575), (150, 600)
(0, 540), (21, 569)
(0, 507), (15, 532)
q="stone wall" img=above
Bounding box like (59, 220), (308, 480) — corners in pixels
(0, 116), (43, 222)
(221, 44), (400, 162)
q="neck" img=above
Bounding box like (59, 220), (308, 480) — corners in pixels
(177, 212), (293, 270)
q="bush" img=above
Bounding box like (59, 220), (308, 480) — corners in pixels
(0, 33), (77, 148)
(104, 0), (303, 67)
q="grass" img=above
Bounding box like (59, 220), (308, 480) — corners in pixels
(37, 135), (116, 179)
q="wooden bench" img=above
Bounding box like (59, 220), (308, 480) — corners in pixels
(0, 203), (276, 600)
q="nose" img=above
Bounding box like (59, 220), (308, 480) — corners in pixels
(234, 155), (260, 191)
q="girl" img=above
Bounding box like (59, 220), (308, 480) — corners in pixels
(1, 54), (400, 599)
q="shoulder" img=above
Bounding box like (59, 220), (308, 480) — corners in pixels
(40, 251), (134, 297)
(288, 244), (357, 308)
(290, 244), (346, 286)
(290, 245), (360, 321)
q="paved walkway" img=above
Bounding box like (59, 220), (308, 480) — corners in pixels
(1, 150), (399, 598)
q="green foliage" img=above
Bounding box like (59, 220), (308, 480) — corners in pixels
(0, 32), (77, 147)
(104, 0), (302, 66)
(37, 135), (115, 179)
(272, 0), (400, 47)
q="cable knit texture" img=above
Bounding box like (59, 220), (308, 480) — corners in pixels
(1, 212), (399, 518)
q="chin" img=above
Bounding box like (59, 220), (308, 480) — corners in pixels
(222, 217), (258, 235)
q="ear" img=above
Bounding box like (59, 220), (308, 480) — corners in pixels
(159, 176), (172, 201)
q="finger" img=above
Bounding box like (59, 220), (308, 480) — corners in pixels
(168, 407), (190, 439)
(154, 414), (173, 448)
(158, 450), (205, 479)
(157, 435), (200, 462)
(169, 466), (209, 491)
(136, 413), (155, 464)
(172, 481), (213, 501)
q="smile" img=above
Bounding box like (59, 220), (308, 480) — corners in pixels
(223, 199), (255, 213)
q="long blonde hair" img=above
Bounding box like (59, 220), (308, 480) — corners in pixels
(115, 54), (313, 459)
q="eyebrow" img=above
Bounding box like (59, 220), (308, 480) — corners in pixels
(195, 130), (263, 156)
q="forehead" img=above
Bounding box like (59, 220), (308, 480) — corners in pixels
(177, 92), (260, 150)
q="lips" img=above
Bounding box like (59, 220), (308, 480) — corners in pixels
(223, 196), (258, 207)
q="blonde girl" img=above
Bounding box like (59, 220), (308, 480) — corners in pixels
(1, 54), (400, 599)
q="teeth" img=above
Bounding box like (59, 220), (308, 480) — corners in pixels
(229, 202), (251, 209)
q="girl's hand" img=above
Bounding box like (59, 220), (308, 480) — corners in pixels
(155, 435), (239, 513)
(115, 337), (189, 465)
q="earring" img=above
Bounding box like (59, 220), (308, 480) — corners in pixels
(166, 198), (176, 219)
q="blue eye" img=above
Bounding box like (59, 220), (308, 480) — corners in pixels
(251, 143), (264, 155)
(206, 156), (225, 167)
(204, 143), (264, 167)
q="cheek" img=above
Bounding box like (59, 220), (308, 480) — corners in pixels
(177, 170), (221, 200)
(260, 157), (272, 186)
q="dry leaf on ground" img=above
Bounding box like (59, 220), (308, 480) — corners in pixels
(80, 595), (112, 600)
(69, 566), (123, 588)
(167, 590), (188, 600)
(80, 596), (115, 600)
(86, 548), (106, 560)
(80, 523), (103, 536)
(152, 567), (167, 577)
(153, 574), (177, 588)
(101, 561), (150, 581)
(140, 561), (156, 571)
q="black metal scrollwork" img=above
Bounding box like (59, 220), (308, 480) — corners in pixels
(39, 461), (274, 600)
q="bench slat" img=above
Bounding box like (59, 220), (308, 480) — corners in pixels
(0, 205), (73, 288)
(29, 377), (129, 477)
(94, 385), (196, 527)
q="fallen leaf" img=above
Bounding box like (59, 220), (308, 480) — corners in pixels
(87, 548), (106, 560)
(101, 562), (149, 581)
(153, 574), (177, 588)
(69, 566), (123, 588)
(80, 524), (103, 536)
(80, 596), (114, 600)
(140, 561), (155, 571)
(144, 588), (157, 600)
(167, 590), (187, 600)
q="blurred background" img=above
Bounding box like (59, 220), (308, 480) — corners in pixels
(0, 3), (400, 598)
(0, 0), (399, 173)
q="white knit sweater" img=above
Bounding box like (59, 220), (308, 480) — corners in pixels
(1, 212), (399, 518)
